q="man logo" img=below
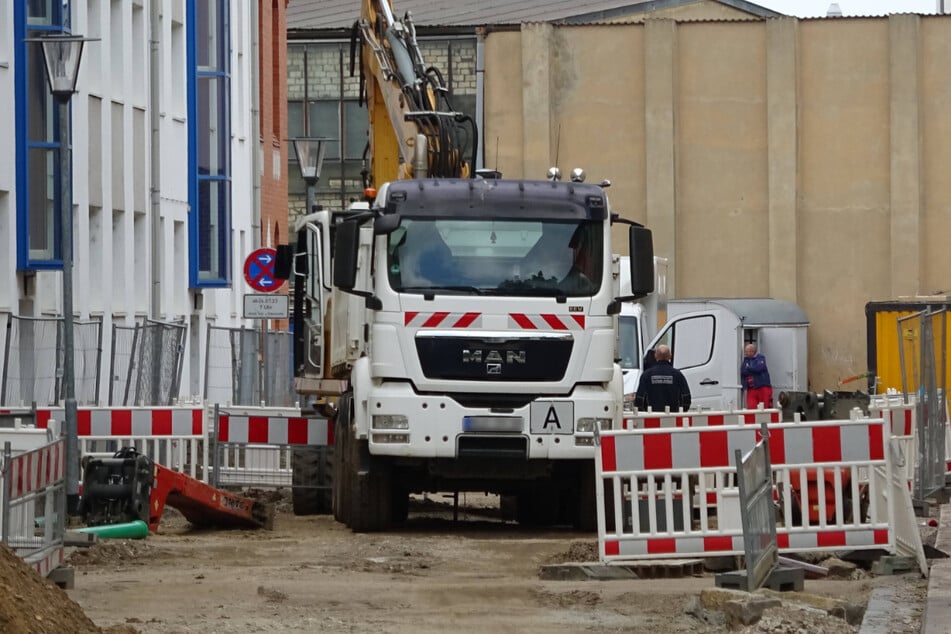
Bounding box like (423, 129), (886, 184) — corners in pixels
(486, 363), (501, 375)
(462, 349), (527, 364)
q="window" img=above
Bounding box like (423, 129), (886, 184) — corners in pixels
(618, 316), (641, 371)
(656, 316), (716, 370)
(15, 0), (68, 270)
(188, 0), (231, 287)
(287, 37), (477, 209)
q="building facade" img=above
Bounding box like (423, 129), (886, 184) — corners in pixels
(0, 1), (290, 408)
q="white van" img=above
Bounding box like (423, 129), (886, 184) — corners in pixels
(618, 290), (809, 410)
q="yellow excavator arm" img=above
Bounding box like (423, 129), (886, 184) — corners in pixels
(355, 0), (475, 187)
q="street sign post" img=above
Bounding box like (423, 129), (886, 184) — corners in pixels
(244, 294), (289, 319)
(244, 247), (285, 293)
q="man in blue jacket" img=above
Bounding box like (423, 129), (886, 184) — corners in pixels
(634, 344), (691, 412)
(741, 343), (772, 408)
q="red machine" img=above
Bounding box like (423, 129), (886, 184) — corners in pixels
(80, 448), (273, 532)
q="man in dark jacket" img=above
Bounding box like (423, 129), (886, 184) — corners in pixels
(634, 344), (691, 412)
(741, 343), (772, 408)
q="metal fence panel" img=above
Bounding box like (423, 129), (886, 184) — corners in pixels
(1, 315), (100, 407)
(109, 325), (137, 405)
(108, 320), (186, 406)
(205, 326), (295, 407)
(898, 309), (949, 502)
(736, 423), (777, 592)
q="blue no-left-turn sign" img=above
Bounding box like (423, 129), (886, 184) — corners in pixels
(244, 247), (285, 293)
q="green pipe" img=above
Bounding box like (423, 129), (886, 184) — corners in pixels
(77, 520), (149, 539)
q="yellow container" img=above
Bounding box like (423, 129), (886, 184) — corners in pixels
(865, 299), (951, 395)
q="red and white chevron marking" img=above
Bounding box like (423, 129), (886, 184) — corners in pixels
(36, 407), (204, 437)
(600, 419), (886, 472)
(404, 312), (481, 328)
(7, 438), (65, 500)
(509, 313), (585, 330)
(217, 414), (332, 446)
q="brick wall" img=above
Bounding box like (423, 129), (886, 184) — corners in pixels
(286, 36), (477, 220)
(259, 0), (289, 248)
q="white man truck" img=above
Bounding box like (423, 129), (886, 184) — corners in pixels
(280, 0), (655, 532)
(285, 178), (655, 531)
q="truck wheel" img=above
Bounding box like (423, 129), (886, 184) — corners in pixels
(346, 436), (393, 533)
(332, 395), (352, 525)
(390, 486), (409, 524)
(573, 463), (598, 532)
(291, 446), (332, 516)
(516, 486), (560, 527)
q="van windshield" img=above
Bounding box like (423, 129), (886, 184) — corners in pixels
(387, 217), (603, 297)
(618, 316), (640, 370)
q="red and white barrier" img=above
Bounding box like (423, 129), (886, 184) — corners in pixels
(6, 440), (64, 499)
(622, 408), (782, 430)
(595, 416), (927, 576)
(37, 407), (207, 481)
(213, 406), (331, 488)
(217, 412), (331, 446)
(1, 438), (66, 580)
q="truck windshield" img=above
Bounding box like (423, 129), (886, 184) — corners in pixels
(387, 218), (603, 297)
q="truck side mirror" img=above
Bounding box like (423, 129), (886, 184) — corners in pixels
(333, 220), (360, 290)
(273, 244), (293, 280)
(628, 226), (655, 298)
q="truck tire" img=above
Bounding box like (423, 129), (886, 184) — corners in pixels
(390, 486), (409, 524)
(332, 395), (352, 525)
(516, 486), (560, 527)
(347, 446), (394, 532)
(291, 446), (332, 516)
(336, 392), (394, 532)
(572, 463), (598, 532)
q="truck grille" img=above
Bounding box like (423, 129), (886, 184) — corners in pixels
(415, 336), (572, 381)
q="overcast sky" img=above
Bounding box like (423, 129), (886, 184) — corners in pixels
(755, 0), (942, 17)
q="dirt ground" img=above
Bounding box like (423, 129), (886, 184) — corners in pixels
(40, 493), (929, 634)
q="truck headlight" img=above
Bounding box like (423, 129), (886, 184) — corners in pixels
(372, 415), (409, 430)
(576, 417), (612, 433)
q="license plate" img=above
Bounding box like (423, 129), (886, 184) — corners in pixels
(529, 401), (573, 435)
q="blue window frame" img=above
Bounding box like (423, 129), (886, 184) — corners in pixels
(188, 0), (231, 287)
(14, 1), (70, 270)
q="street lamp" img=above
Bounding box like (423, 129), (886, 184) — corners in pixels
(292, 138), (330, 215)
(27, 33), (96, 516)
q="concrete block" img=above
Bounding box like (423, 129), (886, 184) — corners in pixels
(700, 587), (751, 610)
(538, 563), (638, 581)
(64, 530), (98, 547)
(716, 565), (803, 592)
(724, 596), (782, 626)
(48, 565), (75, 590)
(871, 556), (917, 576)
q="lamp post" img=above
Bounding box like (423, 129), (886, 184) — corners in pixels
(28, 33), (94, 516)
(292, 138), (329, 215)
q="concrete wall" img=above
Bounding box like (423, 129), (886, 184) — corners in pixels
(483, 15), (951, 390)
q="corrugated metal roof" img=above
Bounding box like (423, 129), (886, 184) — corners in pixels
(287, 0), (781, 31)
